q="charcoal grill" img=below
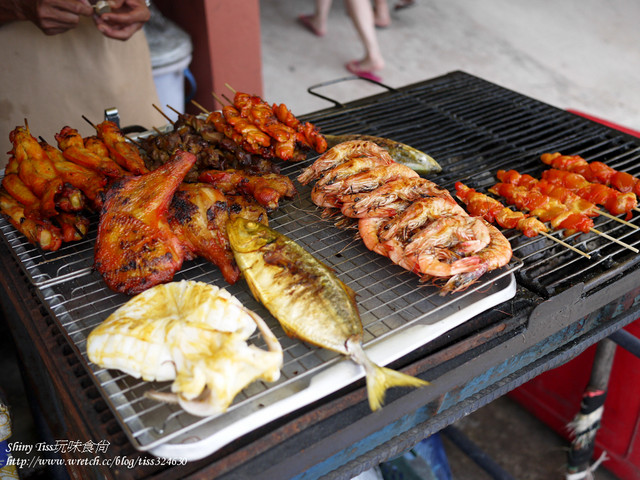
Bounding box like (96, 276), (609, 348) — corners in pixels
(2, 71), (640, 479)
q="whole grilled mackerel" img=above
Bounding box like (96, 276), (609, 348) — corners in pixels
(227, 217), (428, 411)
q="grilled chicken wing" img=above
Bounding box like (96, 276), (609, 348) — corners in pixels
(40, 142), (107, 210)
(198, 168), (296, 211)
(55, 126), (128, 179)
(0, 187), (63, 251)
(10, 126), (84, 217)
(94, 150), (196, 295)
(96, 121), (148, 175)
(169, 183), (268, 284)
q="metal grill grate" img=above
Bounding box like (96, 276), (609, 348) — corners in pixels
(0, 141), (518, 459)
(305, 72), (640, 297)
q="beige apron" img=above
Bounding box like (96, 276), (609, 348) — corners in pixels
(0, 17), (163, 167)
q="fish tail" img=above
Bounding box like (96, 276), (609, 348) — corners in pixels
(366, 364), (429, 411)
(349, 339), (428, 411)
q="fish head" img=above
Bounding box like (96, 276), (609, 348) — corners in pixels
(227, 216), (276, 253)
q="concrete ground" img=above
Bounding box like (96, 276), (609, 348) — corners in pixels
(260, 0), (640, 133)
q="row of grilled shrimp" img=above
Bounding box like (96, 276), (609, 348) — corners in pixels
(297, 140), (512, 293)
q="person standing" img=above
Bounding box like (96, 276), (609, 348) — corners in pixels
(298, 0), (388, 82)
(0, 0), (162, 166)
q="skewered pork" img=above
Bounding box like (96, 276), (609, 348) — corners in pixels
(0, 187), (63, 251)
(541, 152), (640, 197)
(10, 125), (84, 217)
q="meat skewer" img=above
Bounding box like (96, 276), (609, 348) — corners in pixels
(82, 116), (149, 175)
(455, 182), (591, 259)
(496, 169), (638, 230)
(541, 152), (640, 198)
(489, 182), (639, 253)
(540, 168), (637, 219)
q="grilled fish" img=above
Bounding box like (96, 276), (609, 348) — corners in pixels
(323, 134), (441, 176)
(227, 217), (428, 411)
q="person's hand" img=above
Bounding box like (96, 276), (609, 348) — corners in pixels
(93, 0), (149, 41)
(13, 0), (94, 35)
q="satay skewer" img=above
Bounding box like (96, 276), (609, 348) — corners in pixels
(81, 115), (97, 130)
(497, 169), (639, 230)
(490, 182), (639, 254)
(211, 92), (229, 106)
(596, 209), (639, 228)
(455, 182), (592, 259)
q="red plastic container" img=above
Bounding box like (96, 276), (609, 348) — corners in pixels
(509, 319), (640, 479)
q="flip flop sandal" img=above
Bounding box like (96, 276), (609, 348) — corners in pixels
(297, 14), (324, 37)
(346, 61), (382, 83)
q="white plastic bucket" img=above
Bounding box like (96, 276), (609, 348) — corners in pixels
(152, 54), (193, 121)
(144, 4), (194, 122)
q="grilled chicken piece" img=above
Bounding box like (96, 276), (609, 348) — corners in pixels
(56, 212), (90, 243)
(94, 150), (196, 295)
(0, 187), (63, 251)
(40, 142), (107, 210)
(96, 120), (148, 175)
(55, 126), (128, 179)
(2, 168), (42, 214)
(169, 183), (268, 284)
(199, 168), (296, 211)
(10, 125), (85, 217)
(87, 280), (283, 417)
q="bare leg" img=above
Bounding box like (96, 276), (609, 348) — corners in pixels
(373, 0), (390, 28)
(299, 0), (333, 37)
(345, 0), (385, 72)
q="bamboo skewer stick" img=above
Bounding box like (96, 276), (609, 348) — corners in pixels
(211, 91), (229, 107)
(595, 209), (639, 229)
(191, 99), (209, 114)
(225, 83), (237, 94)
(590, 227), (639, 253)
(81, 115), (97, 130)
(166, 105), (182, 116)
(125, 134), (144, 149)
(540, 231), (591, 259)
(152, 104), (174, 125)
